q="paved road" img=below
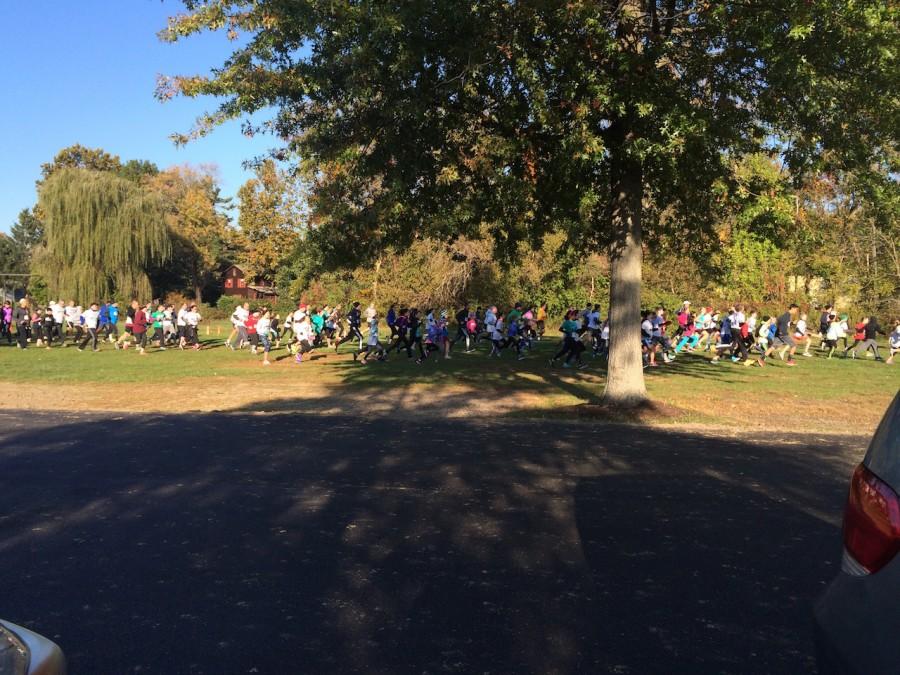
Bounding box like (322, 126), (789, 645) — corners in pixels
(0, 411), (867, 674)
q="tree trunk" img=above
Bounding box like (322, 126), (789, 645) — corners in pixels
(372, 256), (382, 304)
(194, 284), (203, 305)
(603, 154), (647, 407)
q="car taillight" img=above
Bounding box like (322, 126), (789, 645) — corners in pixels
(843, 463), (900, 574)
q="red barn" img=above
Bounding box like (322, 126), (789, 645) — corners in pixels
(222, 265), (279, 301)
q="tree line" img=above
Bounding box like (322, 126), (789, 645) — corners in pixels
(2, 144), (303, 306)
(156, 0), (898, 405)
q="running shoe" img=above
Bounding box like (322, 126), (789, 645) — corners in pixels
(786, 360), (797, 366)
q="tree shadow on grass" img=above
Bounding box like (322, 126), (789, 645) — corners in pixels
(0, 411), (865, 674)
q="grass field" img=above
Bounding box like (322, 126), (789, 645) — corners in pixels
(0, 320), (896, 432)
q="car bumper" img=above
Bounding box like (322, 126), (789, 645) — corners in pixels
(0, 621), (66, 675)
(813, 556), (900, 675)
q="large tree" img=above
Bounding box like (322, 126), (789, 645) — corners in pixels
(144, 165), (233, 303)
(34, 168), (172, 301)
(236, 160), (304, 283)
(160, 0), (897, 405)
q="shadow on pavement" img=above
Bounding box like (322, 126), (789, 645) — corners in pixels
(0, 412), (864, 674)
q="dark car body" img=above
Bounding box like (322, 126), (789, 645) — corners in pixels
(814, 391), (900, 674)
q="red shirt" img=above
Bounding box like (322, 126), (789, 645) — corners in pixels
(133, 310), (148, 334)
(246, 315), (258, 335)
(854, 322), (866, 341)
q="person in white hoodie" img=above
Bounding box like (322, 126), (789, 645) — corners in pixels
(78, 303), (101, 352)
(226, 302), (250, 350)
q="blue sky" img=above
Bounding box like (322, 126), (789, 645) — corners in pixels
(0, 0), (273, 233)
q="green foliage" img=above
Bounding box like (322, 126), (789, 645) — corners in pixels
(118, 159), (160, 183)
(159, 0), (899, 403)
(160, 0), (897, 256)
(40, 144), (122, 182)
(35, 168), (172, 301)
(0, 234), (23, 276)
(214, 293), (244, 317)
(11, 208), (44, 250)
(717, 231), (787, 303)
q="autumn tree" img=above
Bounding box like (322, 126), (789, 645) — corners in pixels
(34, 169), (171, 301)
(160, 0), (898, 405)
(144, 165), (233, 303)
(236, 160), (304, 283)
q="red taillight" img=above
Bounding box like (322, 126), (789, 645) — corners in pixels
(843, 464), (900, 573)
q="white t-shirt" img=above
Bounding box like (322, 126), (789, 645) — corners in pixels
(296, 321), (312, 342)
(794, 319), (807, 338)
(292, 309), (306, 324)
(81, 308), (100, 329)
(51, 303), (65, 323)
(185, 310), (201, 327)
(64, 306), (79, 324)
(641, 319), (653, 337)
(231, 306), (249, 327)
(176, 308), (188, 327)
(826, 322), (841, 341)
(257, 317), (271, 336)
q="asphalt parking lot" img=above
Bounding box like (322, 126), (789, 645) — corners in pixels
(0, 411), (864, 674)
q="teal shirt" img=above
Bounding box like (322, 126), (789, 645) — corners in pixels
(311, 313), (324, 333)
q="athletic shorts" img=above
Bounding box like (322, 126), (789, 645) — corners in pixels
(772, 335), (795, 348)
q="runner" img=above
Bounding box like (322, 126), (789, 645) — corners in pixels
(184, 303), (202, 350)
(13, 299), (29, 349)
(132, 302), (149, 355)
(77, 302), (101, 352)
(772, 304), (799, 366)
(334, 302), (363, 352)
(886, 320), (900, 365)
(227, 302), (250, 350)
(0, 301), (12, 345)
(257, 309), (273, 365)
(794, 312), (812, 357)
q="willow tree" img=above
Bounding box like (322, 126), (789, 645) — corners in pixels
(35, 168), (171, 301)
(159, 0), (897, 405)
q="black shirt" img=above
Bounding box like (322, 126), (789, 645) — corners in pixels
(864, 318), (882, 340)
(776, 312), (791, 338)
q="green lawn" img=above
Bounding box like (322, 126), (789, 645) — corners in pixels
(0, 321), (896, 430)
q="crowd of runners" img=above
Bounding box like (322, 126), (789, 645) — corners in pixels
(2, 296), (899, 367)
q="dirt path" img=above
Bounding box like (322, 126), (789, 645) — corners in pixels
(0, 375), (890, 440)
